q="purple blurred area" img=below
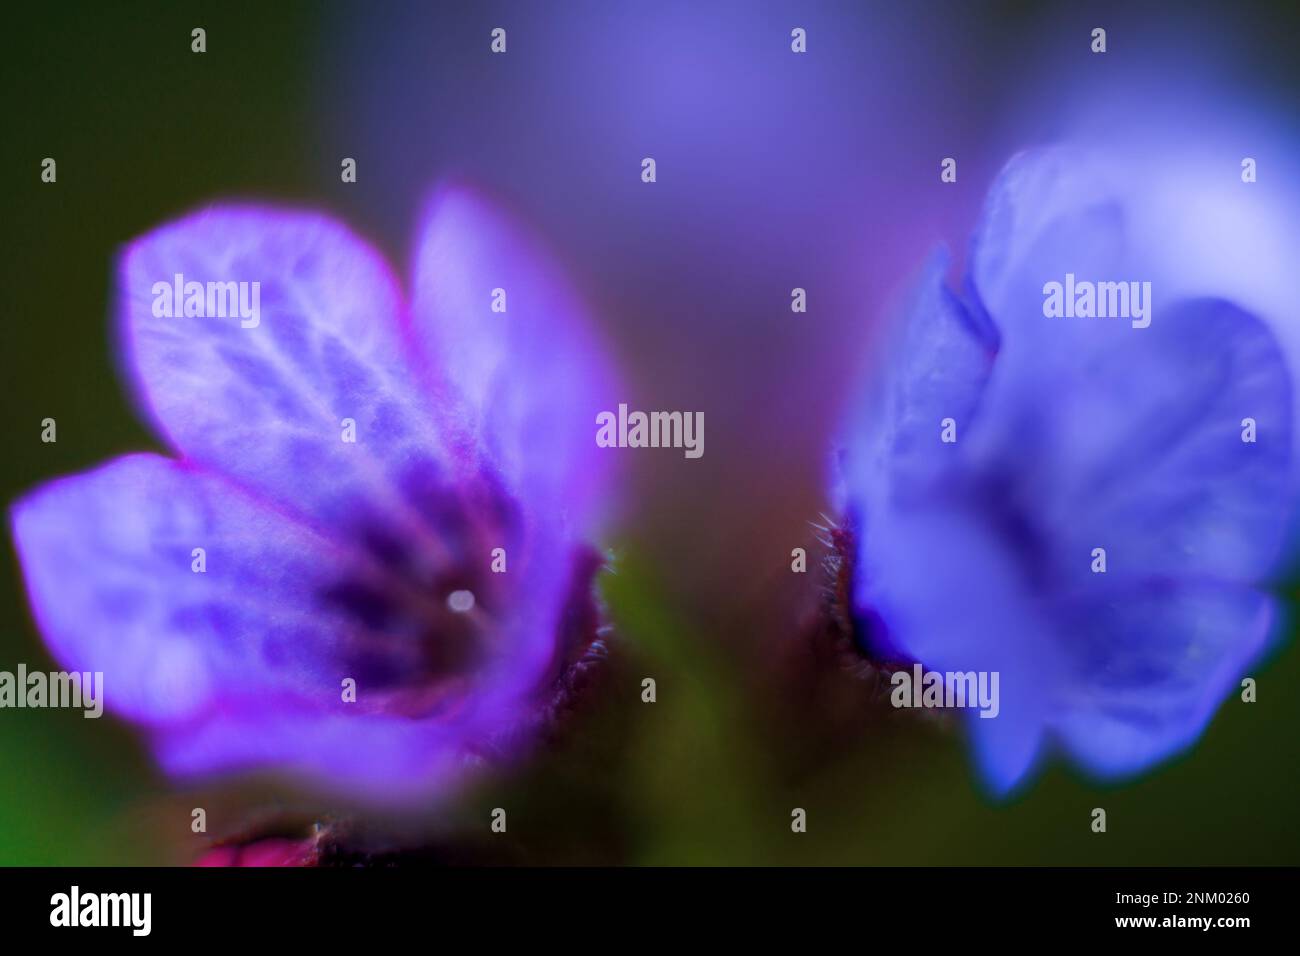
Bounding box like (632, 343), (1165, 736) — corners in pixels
(313, 0), (1300, 613)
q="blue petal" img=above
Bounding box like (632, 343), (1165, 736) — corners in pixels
(967, 297), (1294, 589)
(969, 147), (1133, 344)
(846, 150), (1295, 792)
(1050, 582), (1277, 777)
(856, 505), (1056, 793)
(837, 247), (996, 515)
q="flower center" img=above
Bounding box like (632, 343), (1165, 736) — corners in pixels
(317, 465), (522, 717)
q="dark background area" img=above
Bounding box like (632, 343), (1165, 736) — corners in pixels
(2, 1), (1298, 864)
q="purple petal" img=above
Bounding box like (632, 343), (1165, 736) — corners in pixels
(412, 185), (620, 525)
(11, 454), (347, 722)
(118, 205), (458, 539)
(10, 453), (555, 795)
(156, 702), (475, 800)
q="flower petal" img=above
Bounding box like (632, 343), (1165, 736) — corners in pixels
(837, 248), (996, 514)
(118, 205), (457, 540)
(10, 454), (359, 723)
(158, 703), (472, 799)
(855, 504), (1058, 793)
(848, 205), (1293, 792)
(12, 453), (570, 794)
(910, 291), (1291, 788)
(966, 297), (1293, 587)
(969, 147), (1133, 344)
(411, 185), (620, 524)
(1050, 582), (1277, 777)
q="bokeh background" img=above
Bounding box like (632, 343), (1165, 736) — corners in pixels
(3, 0), (1299, 864)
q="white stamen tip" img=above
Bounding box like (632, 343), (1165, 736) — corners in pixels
(447, 590), (476, 613)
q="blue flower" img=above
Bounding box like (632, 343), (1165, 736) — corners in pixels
(835, 147), (1295, 794)
(11, 186), (621, 802)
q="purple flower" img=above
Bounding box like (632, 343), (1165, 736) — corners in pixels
(11, 186), (620, 801)
(835, 148), (1295, 794)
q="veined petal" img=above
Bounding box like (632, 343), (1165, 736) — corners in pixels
(118, 205), (458, 543)
(10, 454), (366, 723)
(412, 185), (620, 526)
(10, 453), (554, 794)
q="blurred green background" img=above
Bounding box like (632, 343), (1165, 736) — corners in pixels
(2, 1), (1298, 865)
